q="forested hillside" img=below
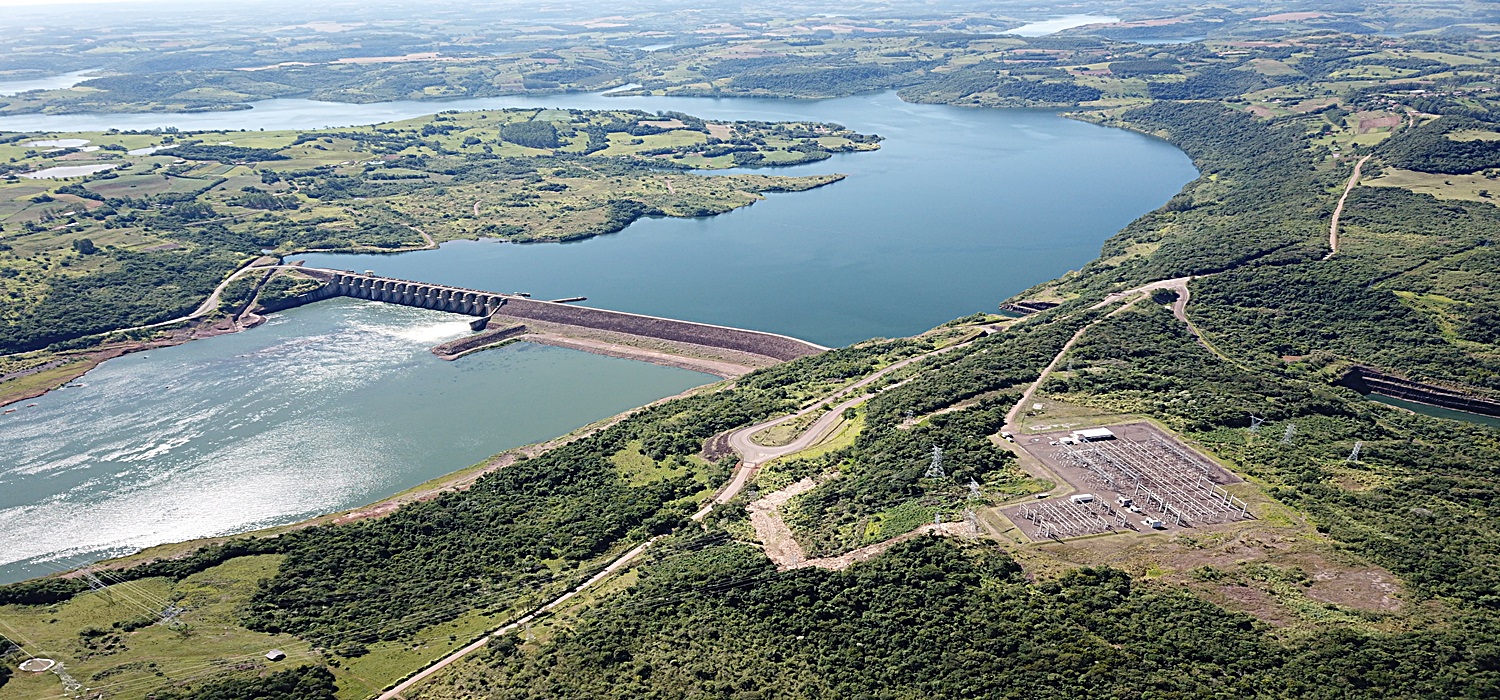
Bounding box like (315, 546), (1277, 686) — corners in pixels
(6, 7), (1500, 700)
(420, 538), (1500, 699)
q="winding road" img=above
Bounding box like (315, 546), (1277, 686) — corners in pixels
(379, 338), (967, 699)
(107, 261), (300, 335)
(389, 147), (1392, 700)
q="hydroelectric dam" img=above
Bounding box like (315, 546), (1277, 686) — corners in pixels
(283, 268), (828, 363)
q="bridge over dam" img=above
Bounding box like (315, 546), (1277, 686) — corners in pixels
(288, 268), (828, 365)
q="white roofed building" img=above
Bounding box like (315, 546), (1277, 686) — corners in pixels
(1072, 427), (1117, 442)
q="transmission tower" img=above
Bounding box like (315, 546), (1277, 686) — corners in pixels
(925, 445), (946, 479)
(161, 603), (187, 630)
(1346, 441), (1363, 463)
(1249, 414), (1265, 433)
(968, 478), (982, 500)
(1281, 423), (1296, 445)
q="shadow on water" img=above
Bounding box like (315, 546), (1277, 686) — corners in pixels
(1369, 394), (1500, 429)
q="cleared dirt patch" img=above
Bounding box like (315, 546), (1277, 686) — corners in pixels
(747, 476), (977, 571)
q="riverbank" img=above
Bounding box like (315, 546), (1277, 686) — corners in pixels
(57, 373), (726, 577)
(0, 316), (250, 410)
(0, 90), (1195, 587)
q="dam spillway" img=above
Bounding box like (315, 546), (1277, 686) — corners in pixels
(297, 269), (827, 363)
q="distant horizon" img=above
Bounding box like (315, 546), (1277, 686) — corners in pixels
(0, 0), (162, 5)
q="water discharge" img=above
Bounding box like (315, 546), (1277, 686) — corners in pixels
(0, 300), (713, 582)
(297, 92), (1196, 346)
(0, 91), (1196, 582)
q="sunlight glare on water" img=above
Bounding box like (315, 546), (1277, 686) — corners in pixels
(0, 300), (713, 583)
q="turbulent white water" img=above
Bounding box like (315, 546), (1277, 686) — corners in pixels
(0, 300), (713, 582)
(0, 89), (1195, 583)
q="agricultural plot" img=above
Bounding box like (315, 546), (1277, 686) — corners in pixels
(1002, 423), (1251, 541)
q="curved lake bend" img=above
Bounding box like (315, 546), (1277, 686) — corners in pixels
(295, 92), (1197, 346)
(0, 92), (1195, 583)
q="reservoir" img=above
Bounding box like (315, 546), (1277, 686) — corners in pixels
(295, 91), (1196, 346)
(0, 91), (1196, 583)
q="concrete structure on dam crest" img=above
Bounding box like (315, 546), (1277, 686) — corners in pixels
(293, 269), (827, 363)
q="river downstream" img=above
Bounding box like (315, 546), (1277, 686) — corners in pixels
(0, 91), (1196, 583)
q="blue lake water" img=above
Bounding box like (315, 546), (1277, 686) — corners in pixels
(0, 90), (1196, 582)
(295, 91), (1197, 346)
(0, 301), (712, 583)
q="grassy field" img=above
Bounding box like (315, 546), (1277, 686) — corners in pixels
(609, 439), (711, 487)
(0, 105), (876, 387)
(0, 556), (310, 700)
(1366, 166), (1500, 205)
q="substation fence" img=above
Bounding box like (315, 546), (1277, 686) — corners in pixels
(1058, 436), (1251, 528)
(1016, 500), (1133, 539)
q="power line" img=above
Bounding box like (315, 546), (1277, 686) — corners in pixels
(22, 532), (738, 700)
(925, 445), (945, 479)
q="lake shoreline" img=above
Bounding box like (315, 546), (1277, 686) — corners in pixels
(1, 91), (1195, 583)
(0, 168), (846, 411)
(41, 376), (726, 579)
(0, 317), (250, 410)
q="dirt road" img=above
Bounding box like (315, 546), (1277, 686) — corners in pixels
(1325, 155), (1370, 260)
(379, 339), (969, 698)
(376, 538), (657, 700)
(745, 475), (974, 572)
(108, 262), (305, 335)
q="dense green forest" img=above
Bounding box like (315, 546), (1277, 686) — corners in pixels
(151, 666), (337, 700)
(0, 109), (874, 354)
(1379, 116), (1500, 174)
(0, 249), (240, 353)
(434, 538), (1500, 699)
(762, 315), (1095, 553)
(8, 338), (922, 629)
(7, 12), (1500, 700)
(1049, 304), (1500, 608)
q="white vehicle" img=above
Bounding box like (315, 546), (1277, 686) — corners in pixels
(1128, 505), (1142, 514)
(1070, 493), (1096, 505)
(1142, 518), (1166, 529)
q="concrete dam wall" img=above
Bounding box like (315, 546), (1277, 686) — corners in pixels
(300, 270), (826, 362)
(1338, 365), (1500, 418)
